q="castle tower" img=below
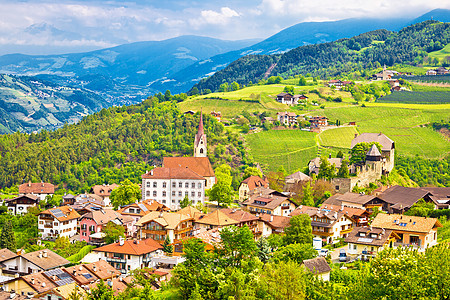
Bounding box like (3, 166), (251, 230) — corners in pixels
(194, 111), (207, 157)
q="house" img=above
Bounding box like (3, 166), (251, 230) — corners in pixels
(171, 228), (221, 256)
(345, 226), (399, 260)
(371, 214), (441, 251)
(436, 67), (449, 75)
(319, 203), (369, 226)
(0, 249), (70, 277)
(18, 182), (54, 201)
(62, 194), (76, 206)
(3, 271), (58, 297)
(351, 132), (395, 173)
(38, 206), (80, 239)
(302, 257), (331, 281)
(141, 167), (206, 210)
(162, 157), (216, 189)
(195, 210), (239, 230)
(243, 187), (296, 216)
(256, 213), (291, 238)
(309, 116), (328, 128)
(220, 208), (259, 234)
(284, 171), (311, 191)
(0, 291), (29, 300)
(322, 192), (375, 210)
(308, 157), (343, 175)
(74, 193), (106, 207)
(368, 185), (436, 214)
(63, 264), (101, 286)
(290, 205), (354, 243)
(79, 208), (134, 244)
(118, 200), (170, 235)
(210, 111), (222, 121)
(82, 260), (121, 280)
(93, 238), (163, 275)
(276, 93), (294, 105)
(135, 211), (194, 243)
(426, 69), (437, 76)
(421, 187), (450, 209)
(91, 184), (119, 206)
(37, 282), (86, 300)
(277, 111), (298, 126)
(5, 194), (39, 215)
(184, 110), (195, 115)
(239, 175), (268, 202)
(327, 80), (352, 89)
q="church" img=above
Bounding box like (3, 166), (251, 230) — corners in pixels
(141, 112), (216, 209)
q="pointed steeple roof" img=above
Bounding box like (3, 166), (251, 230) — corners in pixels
(366, 144), (381, 157)
(197, 110), (204, 137)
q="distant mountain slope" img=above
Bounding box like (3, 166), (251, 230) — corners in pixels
(0, 36), (258, 88)
(0, 74), (106, 133)
(411, 8), (450, 24)
(192, 21), (450, 93)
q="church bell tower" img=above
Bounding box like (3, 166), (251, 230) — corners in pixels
(194, 111), (207, 157)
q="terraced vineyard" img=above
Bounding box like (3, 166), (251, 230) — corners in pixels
(377, 91), (450, 104)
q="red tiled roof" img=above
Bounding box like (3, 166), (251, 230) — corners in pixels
(19, 182), (54, 194)
(241, 175), (268, 190)
(94, 238), (163, 256)
(91, 184), (119, 197)
(39, 206), (80, 222)
(163, 157), (215, 178)
(220, 208), (258, 223)
(142, 167), (205, 180)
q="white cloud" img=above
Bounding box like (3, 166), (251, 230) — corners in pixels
(189, 7), (240, 27)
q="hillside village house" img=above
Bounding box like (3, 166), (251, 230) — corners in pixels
(38, 206), (80, 239)
(284, 171), (311, 191)
(210, 111), (222, 121)
(91, 184), (119, 206)
(309, 156), (344, 175)
(277, 111), (298, 126)
(371, 214), (441, 251)
(135, 211), (194, 243)
(323, 192), (375, 210)
(256, 213), (291, 238)
(220, 208), (259, 234)
(243, 187), (296, 216)
(0, 249), (69, 277)
(302, 257), (332, 281)
(141, 167), (206, 210)
(309, 116), (328, 128)
(345, 227), (399, 260)
(194, 210), (239, 230)
(18, 182), (55, 201)
(118, 200), (170, 235)
(171, 228), (221, 256)
(238, 175), (268, 202)
(93, 238), (163, 274)
(327, 80), (352, 89)
(319, 203), (369, 227)
(276, 93), (308, 105)
(79, 208), (133, 244)
(5, 194), (39, 215)
(291, 205), (354, 243)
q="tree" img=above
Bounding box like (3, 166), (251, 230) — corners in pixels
(189, 87), (200, 96)
(317, 156), (336, 180)
(209, 181), (233, 207)
(87, 280), (115, 300)
(298, 75), (307, 86)
(0, 220), (17, 251)
(266, 233), (283, 250)
(243, 166), (262, 179)
(350, 142), (382, 165)
(337, 159), (350, 178)
(284, 85), (294, 93)
(183, 238), (209, 268)
(301, 183), (314, 206)
(283, 214), (313, 245)
(219, 225), (257, 268)
(110, 179), (141, 209)
(272, 243), (317, 264)
(256, 237), (271, 264)
(163, 235), (173, 254)
(219, 83), (229, 92)
(404, 199), (434, 217)
(68, 285), (84, 300)
(102, 221), (125, 244)
(231, 81), (240, 91)
(336, 150), (344, 158)
(180, 195), (192, 209)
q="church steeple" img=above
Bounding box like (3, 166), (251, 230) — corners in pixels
(194, 110), (207, 157)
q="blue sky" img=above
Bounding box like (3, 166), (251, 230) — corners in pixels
(0, 0), (448, 55)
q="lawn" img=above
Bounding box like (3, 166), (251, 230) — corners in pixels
(318, 126), (359, 149)
(318, 106), (450, 158)
(246, 129), (317, 173)
(428, 43), (450, 60)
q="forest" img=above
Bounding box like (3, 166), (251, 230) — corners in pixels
(192, 21), (450, 93)
(0, 96), (249, 192)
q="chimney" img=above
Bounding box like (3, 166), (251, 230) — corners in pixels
(43, 250), (47, 258)
(299, 205), (303, 209)
(79, 266), (83, 271)
(150, 170), (153, 176)
(354, 133), (358, 138)
(9, 291), (16, 299)
(41, 282), (46, 288)
(329, 153), (332, 159)
(270, 215), (273, 222)
(136, 240), (139, 244)
(28, 181), (31, 187)
(31, 278), (35, 285)
(93, 265), (97, 272)
(38, 252), (42, 258)
(334, 212), (338, 219)
(119, 237), (125, 246)
(341, 203), (344, 211)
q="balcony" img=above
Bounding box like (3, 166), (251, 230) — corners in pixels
(106, 257), (126, 264)
(312, 230), (332, 236)
(44, 224), (53, 229)
(175, 226), (193, 235)
(340, 228), (353, 235)
(142, 229), (166, 235)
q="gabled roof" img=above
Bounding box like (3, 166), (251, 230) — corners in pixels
(142, 167), (205, 180)
(163, 157), (215, 178)
(319, 203), (368, 218)
(323, 192), (375, 206)
(94, 238), (163, 256)
(351, 133), (394, 151)
(378, 185), (431, 209)
(91, 184), (119, 197)
(80, 208), (132, 225)
(258, 213), (291, 230)
(277, 111), (297, 117)
(0, 248), (17, 262)
(6, 194), (39, 203)
(39, 206), (81, 222)
(22, 249), (70, 270)
(176, 206), (202, 219)
(220, 208), (258, 223)
(303, 257), (331, 274)
(371, 213), (442, 233)
(63, 264), (99, 285)
(195, 210), (239, 226)
(241, 175), (268, 190)
(118, 199), (170, 216)
(18, 182), (54, 194)
(83, 260), (121, 280)
(277, 92), (293, 97)
(285, 171), (311, 182)
(21, 272), (57, 294)
(0, 291), (29, 300)
(309, 157), (343, 169)
(345, 226), (397, 246)
(244, 195), (293, 210)
(135, 211), (193, 230)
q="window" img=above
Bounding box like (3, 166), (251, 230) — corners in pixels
(146, 182), (150, 188)
(185, 191), (188, 196)
(198, 192), (201, 197)
(172, 182), (176, 188)
(192, 182), (195, 188)
(146, 191), (150, 197)
(179, 182), (183, 188)
(198, 183), (202, 188)
(191, 192), (195, 197)
(162, 191), (166, 197)
(162, 200), (166, 204)
(185, 182), (189, 188)
(163, 182), (167, 188)
(178, 191), (182, 197)
(82, 232), (86, 236)
(81, 224), (87, 230)
(89, 225), (95, 232)
(172, 191), (175, 196)
(153, 191), (157, 197)
(153, 182), (157, 188)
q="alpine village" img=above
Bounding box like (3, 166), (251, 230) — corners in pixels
(0, 4), (449, 300)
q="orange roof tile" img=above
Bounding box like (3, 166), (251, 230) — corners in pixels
(94, 238), (163, 256)
(163, 157), (215, 178)
(195, 210), (239, 226)
(19, 182), (54, 194)
(83, 260), (120, 280)
(91, 184), (119, 197)
(241, 176), (268, 190)
(39, 206), (80, 222)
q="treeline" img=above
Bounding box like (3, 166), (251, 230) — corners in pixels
(192, 21), (450, 92)
(0, 97), (248, 192)
(395, 155), (450, 187)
